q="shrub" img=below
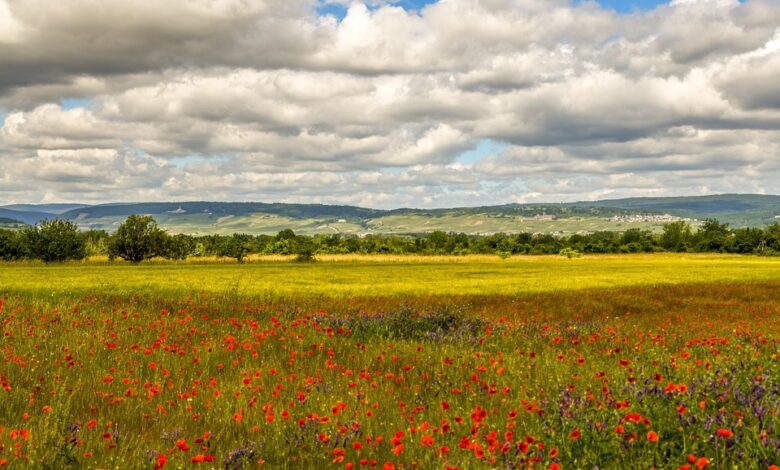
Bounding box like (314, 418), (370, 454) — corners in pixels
(559, 247), (582, 259)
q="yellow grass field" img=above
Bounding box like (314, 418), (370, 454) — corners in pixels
(2, 253), (779, 298)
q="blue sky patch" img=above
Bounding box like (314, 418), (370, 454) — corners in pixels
(589, 0), (669, 13)
(317, 3), (348, 19)
(317, 0), (439, 20)
(61, 98), (92, 110)
(0, 108), (7, 128)
(170, 155), (231, 168)
(457, 139), (509, 165)
(318, 1), (678, 20)
(392, 0), (438, 10)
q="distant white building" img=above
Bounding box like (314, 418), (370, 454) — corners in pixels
(609, 213), (690, 224)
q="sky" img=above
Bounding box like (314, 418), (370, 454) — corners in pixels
(0, 0), (778, 208)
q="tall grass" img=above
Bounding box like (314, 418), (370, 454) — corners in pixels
(0, 281), (778, 468)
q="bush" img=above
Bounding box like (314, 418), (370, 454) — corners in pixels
(294, 248), (317, 263)
(559, 247), (582, 259)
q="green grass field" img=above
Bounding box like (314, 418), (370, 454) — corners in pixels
(1, 254), (779, 469)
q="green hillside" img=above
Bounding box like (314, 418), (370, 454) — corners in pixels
(0, 217), (25, 229)
(585, 194), (780, 226)
(2, 194), (778, 235)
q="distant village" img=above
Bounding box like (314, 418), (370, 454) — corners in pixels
(608, 213), (693, 224)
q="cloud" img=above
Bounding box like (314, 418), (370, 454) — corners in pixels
(0, 0), (779, 207)
(715, 30), (780, 110)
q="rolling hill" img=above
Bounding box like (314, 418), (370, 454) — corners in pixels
(0, 217), (25, 229)
(0, 208), (54, 225)
(1, 194), (778, 235)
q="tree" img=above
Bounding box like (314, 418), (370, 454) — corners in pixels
(765, 223), (780, 253)
(0, 229), (25, 261)
(83, 230), (110, 257)
(23, 219), (86, 262)
(108, 215), (167, 263)
(293, 236), (317, 262)
(276, 229), (297, 241)
(695, 219), (730, 252)
(426, 231), (449, 253)
(217, 233), (254, 262)
(164, 233), (195, 260)
(660, 221), (692, 252)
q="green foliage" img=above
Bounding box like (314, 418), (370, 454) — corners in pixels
(5, 215), (780, 263)
(108, 215), (167, 263)
(21, 219), (86, 262)
(216, 233), (254, 262)
(83, 230), (110, 257)
(293, 235), (317, 263)
(0, 228), (25, 260)
(660, 221), (693, 252)
(163, 233), (195, 260)
(559, 247), (582, 258)
(294, 250), (316, 263)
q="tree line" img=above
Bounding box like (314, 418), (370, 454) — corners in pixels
(1, 215), (780, 263)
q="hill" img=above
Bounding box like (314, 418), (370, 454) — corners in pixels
(0, 203), (90, 215)
(0, 217), (25, 229)
(0, 208), (54, 225)
(583, 194), (780, 227)
(1, 194), (778, 235)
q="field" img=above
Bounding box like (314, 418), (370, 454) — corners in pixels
(0, 254), (779, 469)
(3, 254), (780, 298)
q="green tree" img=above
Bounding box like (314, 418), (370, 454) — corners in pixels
(23, 219), (86, 262)
(217, 233), (254, 262)
(695, 219), (730, 252)
(293, 236), (317, 262)
(276, 229), (297, 241)
(765, 223), (780, 253)
(660, 221), (692, 252)
(164, 233), (195, 260)
(108, 215), (167, 263)
(83, 230), (110, 257)
(426, 231), (449, 254)
(0, 228), (25, 260)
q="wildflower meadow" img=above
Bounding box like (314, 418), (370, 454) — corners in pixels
(0, 256), (778, 469)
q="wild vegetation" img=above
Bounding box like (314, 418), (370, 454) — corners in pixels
(2, 218), (780, 468)
(0, 274), (779, 468)
(1, 215), (780, 263)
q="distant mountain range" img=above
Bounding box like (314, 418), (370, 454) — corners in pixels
(1, 194), (779, 235)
